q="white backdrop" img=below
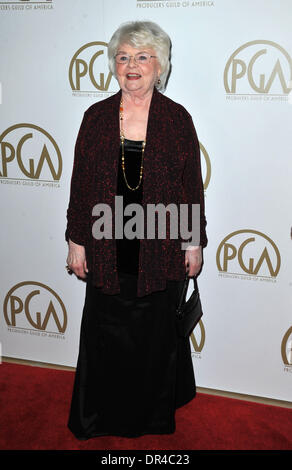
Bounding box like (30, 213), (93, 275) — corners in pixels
(1, 0), (292, 402)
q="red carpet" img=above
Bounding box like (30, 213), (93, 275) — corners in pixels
(0, 362), (291, 451)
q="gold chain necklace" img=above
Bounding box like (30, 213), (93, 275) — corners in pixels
(119, 97), (146, 191)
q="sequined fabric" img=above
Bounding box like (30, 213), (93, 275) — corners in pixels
(65, 87), (207, 297)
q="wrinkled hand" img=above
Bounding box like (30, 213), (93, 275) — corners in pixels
(185, 245), (202, 277)
(66, 239), (88, 279)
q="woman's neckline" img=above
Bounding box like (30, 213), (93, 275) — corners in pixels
(123, 137), (144, 143)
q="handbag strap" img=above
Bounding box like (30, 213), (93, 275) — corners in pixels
(177, 274), (198, 311)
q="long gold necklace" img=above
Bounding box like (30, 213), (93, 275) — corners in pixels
(119, 97), (146, 191)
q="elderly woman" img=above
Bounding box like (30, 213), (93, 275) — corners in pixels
(66, 21), (207, 439)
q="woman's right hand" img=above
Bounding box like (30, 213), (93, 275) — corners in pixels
(66, 239), (88, 279)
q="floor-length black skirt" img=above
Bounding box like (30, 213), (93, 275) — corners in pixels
(68, 271), (196, 439)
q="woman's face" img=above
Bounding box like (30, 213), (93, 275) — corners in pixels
(115, 43), (161, 97)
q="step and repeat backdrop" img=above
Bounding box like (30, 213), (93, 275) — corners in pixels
(1, 0), (291, 402)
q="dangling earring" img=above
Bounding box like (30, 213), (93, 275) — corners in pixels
(157, 77), (161, 85)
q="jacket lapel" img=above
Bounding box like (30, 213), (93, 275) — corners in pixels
(142, 87), (163, 203)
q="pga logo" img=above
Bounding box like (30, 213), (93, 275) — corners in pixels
(216, 229), (281, 278)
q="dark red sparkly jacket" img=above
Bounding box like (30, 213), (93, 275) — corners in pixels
(65, 87), (207, 297)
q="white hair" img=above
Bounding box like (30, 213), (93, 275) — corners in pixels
(108, 21), (171, 92)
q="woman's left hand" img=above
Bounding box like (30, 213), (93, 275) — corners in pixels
(185, 245), (202, 277)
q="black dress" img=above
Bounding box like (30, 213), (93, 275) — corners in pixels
(68, 139), (196, 439)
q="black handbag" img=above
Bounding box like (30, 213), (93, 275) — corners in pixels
(176, 275), (203, 337)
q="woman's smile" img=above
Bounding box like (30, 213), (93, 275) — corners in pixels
(126, 73), (142, 80)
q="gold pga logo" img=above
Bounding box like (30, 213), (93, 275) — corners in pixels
(3, 281), (67, 334)
(200, 142), (211, 191)
(281, 326), (292, 369)
(0, 124), (62, 181)
(190, 320), (205, 356)
(69, 41), (116, 93)
(224, 40), (292, 95)
(216, 229), (281, 279)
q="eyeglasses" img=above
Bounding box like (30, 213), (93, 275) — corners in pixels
(115, 52), (157, 65)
